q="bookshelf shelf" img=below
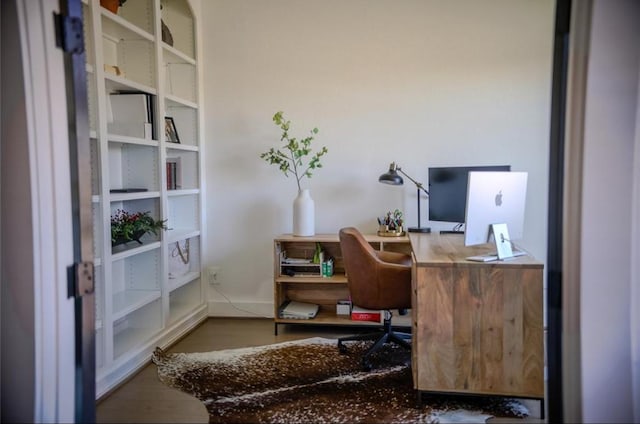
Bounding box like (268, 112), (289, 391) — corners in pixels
(165, 94), (197, 109)
(112, 290), (162, 321)
(85, 0), (205, 399)
(167, 188), (200, 197)
(169, 271), (200, 292)
(163, 43), (196, 65)
(275, 275), (349, 284)
(107, 133), (159, 146)
(101, 11), (154, 42)
(166, 143), (198, 152)
(167, 228), (200, 243)
(105, 74), (157, 96)
(109, 191), (161, 202)
(111, 241), (161, 261)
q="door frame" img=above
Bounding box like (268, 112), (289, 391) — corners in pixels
(1, 0), (76, 421)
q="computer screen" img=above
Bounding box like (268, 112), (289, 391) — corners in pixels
(464, 171), (528, 247)
(428, 165), (511, 224)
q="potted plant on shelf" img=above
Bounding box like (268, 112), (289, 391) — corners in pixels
(100, 0), (126, 14)
(260, 111), (328, 236)
(111, 209), (167, 246)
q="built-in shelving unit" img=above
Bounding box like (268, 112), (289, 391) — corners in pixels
(84, 0), (206, 398)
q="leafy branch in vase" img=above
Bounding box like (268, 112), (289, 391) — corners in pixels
(260, 111), (328, 191)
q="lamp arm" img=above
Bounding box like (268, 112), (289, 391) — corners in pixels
(397, 168), (429, 196)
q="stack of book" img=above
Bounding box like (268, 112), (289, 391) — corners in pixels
(350, 306), (383, 323)
(279, 300), (319, 320)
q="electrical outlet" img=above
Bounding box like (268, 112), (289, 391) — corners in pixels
(208, 266), (221, 285)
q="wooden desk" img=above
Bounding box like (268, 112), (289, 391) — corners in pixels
(409, 233), (544, 402)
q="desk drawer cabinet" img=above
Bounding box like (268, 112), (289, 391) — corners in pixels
(410, 233), (544, 400)
(273, 234), (410, 334)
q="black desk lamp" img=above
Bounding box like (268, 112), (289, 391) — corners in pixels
(379, 162), (431, 233)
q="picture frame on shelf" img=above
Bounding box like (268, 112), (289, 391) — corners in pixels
(164, 117), (180, 143)
(161, 19), (174, 46)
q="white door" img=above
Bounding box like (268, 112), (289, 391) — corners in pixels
(1, 0), (94, 421)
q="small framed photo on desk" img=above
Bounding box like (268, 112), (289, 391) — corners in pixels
(164, 117), (180, 143)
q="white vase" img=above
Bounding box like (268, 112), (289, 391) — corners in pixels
(293, 189), (315, 236)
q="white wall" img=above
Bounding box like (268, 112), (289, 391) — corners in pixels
(579, 1), (640, 422)
(201, 0), (555, 315)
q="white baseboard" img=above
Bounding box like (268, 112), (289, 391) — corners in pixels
(207, 300), (273, 318)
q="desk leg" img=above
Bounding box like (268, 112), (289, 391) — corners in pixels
(416, 390), (422, 408)
(274, 322), (278, 336)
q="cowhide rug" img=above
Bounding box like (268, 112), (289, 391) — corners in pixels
(152, 337), (529, 423)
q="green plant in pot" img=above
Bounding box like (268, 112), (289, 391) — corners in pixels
(111, 209), (167, 246)
(100, 0), (126, 14)
(260, 111), (328, 236)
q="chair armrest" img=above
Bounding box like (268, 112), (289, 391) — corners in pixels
(375, 250), (412, 266)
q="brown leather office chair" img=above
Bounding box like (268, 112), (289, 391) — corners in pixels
(337, 227), (412, 370)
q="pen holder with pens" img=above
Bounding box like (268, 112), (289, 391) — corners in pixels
(377, 209), (406, 237)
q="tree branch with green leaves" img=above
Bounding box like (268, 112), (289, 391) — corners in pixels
(260, 111), (328, 191)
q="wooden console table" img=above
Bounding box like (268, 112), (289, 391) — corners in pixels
(273, 233), (411, 335)
(409, 233), (544, 408)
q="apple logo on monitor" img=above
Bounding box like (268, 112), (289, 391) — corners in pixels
(495, 190), (503, 206)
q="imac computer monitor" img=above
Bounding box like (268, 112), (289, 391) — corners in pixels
(428, 165), (510, 225)
(464, 171), (528, 247)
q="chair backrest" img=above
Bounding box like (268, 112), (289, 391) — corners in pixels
(339, 227), (411, 310)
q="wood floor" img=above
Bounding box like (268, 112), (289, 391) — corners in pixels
(96, 318), (545, 423)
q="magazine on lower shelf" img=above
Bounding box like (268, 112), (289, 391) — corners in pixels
(279, 300), (319, 319)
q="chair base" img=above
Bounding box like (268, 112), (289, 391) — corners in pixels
(337, 311), (411, 371)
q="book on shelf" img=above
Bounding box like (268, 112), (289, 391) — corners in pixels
(166, 157), (181, 190)
(279, 300), (319, 320)
(282, 257), (312, 264)
(350, 306), (383, 323)
(109, 188), (148, 193)
(166, 161), (176, 190)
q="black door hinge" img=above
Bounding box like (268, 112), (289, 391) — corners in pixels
(54, 13), (85, 55)
(68, 261), (95, 299)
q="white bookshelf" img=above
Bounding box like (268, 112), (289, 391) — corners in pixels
(84, 0), (207, 398)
